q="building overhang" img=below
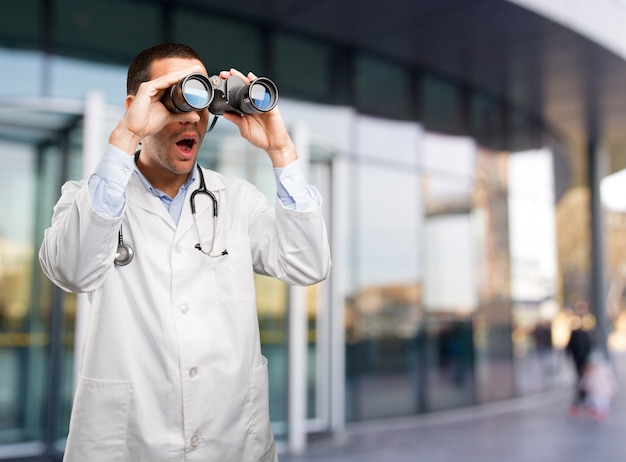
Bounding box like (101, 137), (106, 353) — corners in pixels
(176, 0), (626, 174)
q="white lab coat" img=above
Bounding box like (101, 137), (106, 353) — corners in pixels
(39, 165), (331, 462)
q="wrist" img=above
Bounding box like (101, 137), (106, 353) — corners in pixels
(109, 125), (143, 156)
(267, 142), (298, 168)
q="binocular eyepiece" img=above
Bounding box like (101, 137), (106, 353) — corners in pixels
(161, 73), (278, 116)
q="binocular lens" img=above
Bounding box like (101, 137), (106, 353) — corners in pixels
(242, 78), (278, 113)
(183, 78), (212, 108)
(162, 73), (213, 113)
(249, 81), (274, 111)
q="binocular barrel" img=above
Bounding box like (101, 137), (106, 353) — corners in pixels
(161, 73), (278, 115)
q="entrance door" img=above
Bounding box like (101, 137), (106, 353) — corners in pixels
(0, 101), (85, 461)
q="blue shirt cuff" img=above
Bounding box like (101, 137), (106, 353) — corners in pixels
(273, 159), (322, 211)
(87, 144), (136, 218)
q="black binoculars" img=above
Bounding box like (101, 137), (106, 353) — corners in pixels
(161, 73), (278, 115)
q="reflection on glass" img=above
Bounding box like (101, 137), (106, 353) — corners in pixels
(254, 274), (289, 436)
(472, 147), (515, 403)
(0, 142), (42, 442)
(346, 163), (422, 421)
(507, 149), (562, 393)
(423, 214), (476, 313)
(421, 134), (477, 410)
(0, 122), (84, 457)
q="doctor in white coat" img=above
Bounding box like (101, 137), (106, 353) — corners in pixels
(39, 43), (331, 462)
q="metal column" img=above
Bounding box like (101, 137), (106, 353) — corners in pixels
(587, 135), (609, 356)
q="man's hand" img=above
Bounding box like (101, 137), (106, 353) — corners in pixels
(109, 66), (205, 155)
(220, 69), (298, 168)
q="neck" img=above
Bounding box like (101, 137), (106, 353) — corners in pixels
(136, 157), (192, 199)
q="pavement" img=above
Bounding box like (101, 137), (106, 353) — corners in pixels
(280, 353), (626, 462)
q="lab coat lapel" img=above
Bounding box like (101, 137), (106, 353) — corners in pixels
(126, 174), (175, 229)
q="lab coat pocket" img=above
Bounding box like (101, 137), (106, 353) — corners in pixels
(247, 357), (277, 461)
(215, 237), (255, 303)
(64, 376), (131, 462)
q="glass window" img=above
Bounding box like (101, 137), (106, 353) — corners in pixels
(420, 133), (478, 411)
(49, 56), (127, 103)
(0, 49), (44, 98)
(0, 0), (42, 50)
(0, 101), (86, 462)
(346, 160), (422, 421)
(508, 149), (560, 393)
(509, 110), (541, 153)
(421, 208), (476, 411)
(0, 129), (81, 451)
(354, 54), (413, 120)
(422, 132), (475, 178)
(473, 147), (515, 403)
(419, 75), (463, 135)
(469, 92), (504, 150)
(273, 33), (333, 101)
(422, 214), (476, 312)
(354, 115), (421, 166)
(0, 141), (42, 443)
(173, 11), (265, 75)
(255, 274), (289, 436)
(39, 141), (82, 451)
(52, 0), (161, 63)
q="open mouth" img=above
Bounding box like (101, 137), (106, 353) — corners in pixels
(176, 138), (196, 153)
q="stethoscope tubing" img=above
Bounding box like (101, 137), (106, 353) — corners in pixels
(191, 164), (228, 257)
(114, 164), (227, 266)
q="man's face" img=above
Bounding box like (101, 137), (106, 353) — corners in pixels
(140, 57), (210, 178)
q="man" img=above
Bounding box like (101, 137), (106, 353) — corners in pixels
(39, 43), (331, 461)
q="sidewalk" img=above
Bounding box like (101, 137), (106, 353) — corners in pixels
(280, 353), (626, 462)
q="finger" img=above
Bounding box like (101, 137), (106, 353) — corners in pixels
(222, 111), (244, 126)
(229, 68), (251, 84)
(140, 66), (206, 96)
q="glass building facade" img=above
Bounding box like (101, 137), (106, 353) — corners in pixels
(0, 0), (617, 460)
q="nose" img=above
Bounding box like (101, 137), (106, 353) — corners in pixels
(178, 110), (201, 124)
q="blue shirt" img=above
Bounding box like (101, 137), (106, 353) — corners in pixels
(87, 144), (321, 224)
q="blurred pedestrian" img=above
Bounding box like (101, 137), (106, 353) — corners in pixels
(565, 300), (593, 416)
(579, 351), (618, 421)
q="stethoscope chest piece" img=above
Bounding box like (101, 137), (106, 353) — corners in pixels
(114, 225), (134, 266)
(115, 242), (134, 266)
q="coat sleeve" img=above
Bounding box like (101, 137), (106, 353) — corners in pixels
(39, 180), (120, 293)
(246, 182), (331, 286)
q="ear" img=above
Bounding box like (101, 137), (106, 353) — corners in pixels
(125, 94), (134, 111)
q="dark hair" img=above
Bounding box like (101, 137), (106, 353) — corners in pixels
(126, 43), (202, 95)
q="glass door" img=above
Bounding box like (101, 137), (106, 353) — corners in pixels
(0, 104), (84, 461)
(306, 159), (333, 430)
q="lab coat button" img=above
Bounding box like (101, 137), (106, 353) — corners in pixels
(190, 433), (201, 447)
(180, 304), (189, 314)
(175, 244), (182, 253)
(189, 367), (199, 378)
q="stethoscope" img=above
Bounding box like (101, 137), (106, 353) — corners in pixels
(190, 164), (228, 257)
(114, 164), (228, 266)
